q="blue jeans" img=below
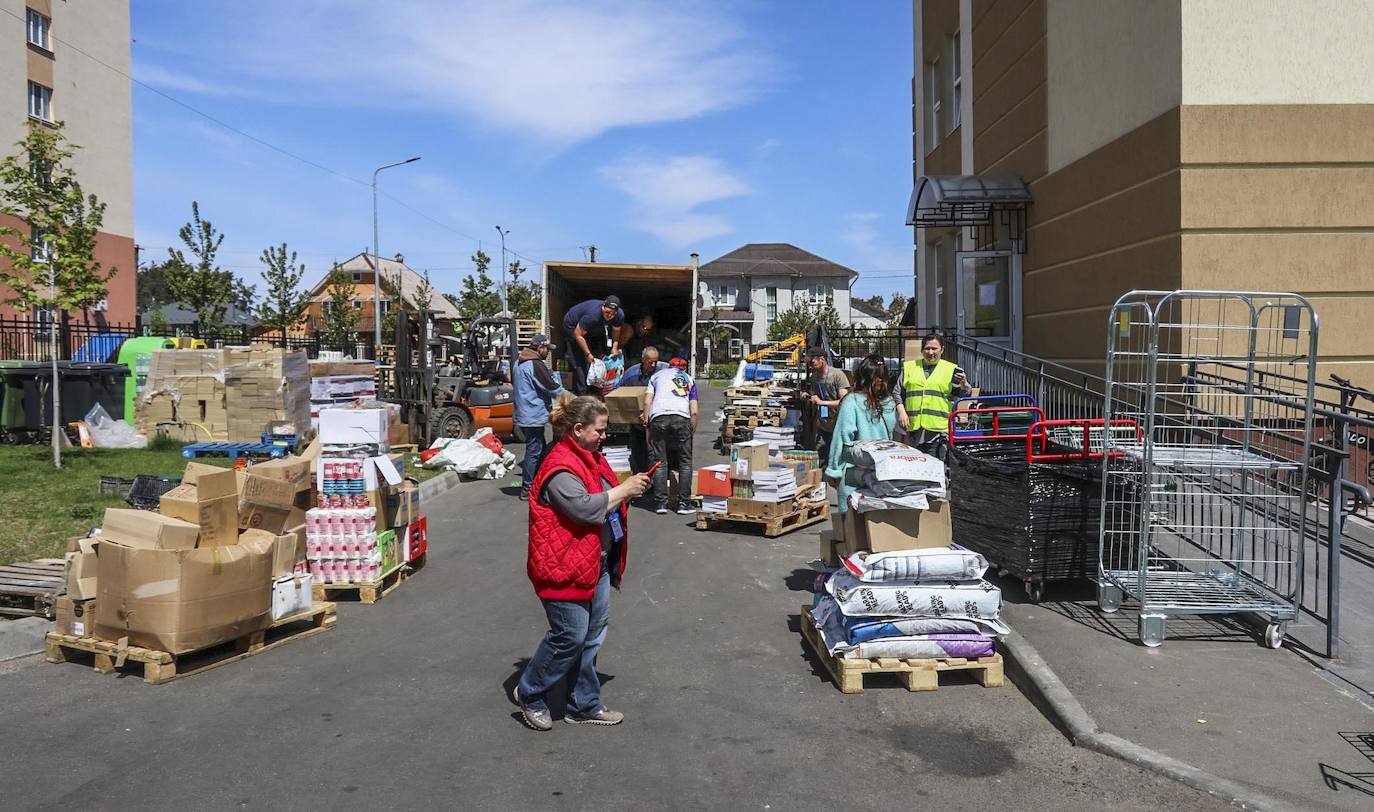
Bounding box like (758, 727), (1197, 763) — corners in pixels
(518, 566), (611, 716)
(519, 425), (548, 494)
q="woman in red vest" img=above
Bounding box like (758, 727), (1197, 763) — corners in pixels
(513, 395), (650, 731)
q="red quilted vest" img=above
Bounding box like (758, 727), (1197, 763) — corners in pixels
(527, 435), (629, 600)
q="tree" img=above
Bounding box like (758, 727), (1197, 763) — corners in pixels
(442, 292), (461, 311)
(0, 122), (116, 468)
(413, 269), (435, 314)
(378, 270), (406, 340)
(701, 304), (737, 374)
(256, 243), (310, 343)
(320, 265), (361, 351)
(457, 249), (500, 319)
(164, 201), (236, 333)
(768, 301), (841, 342)
(147, 305), (170, 336)
(137, 259), (176, 312)
(885, 292), (908, 325)
(506, 259), (541, 321)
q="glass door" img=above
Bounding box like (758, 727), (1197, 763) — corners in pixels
(955, 251), (1019, 349)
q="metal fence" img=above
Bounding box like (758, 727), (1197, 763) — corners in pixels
(0, 315), (378, 362)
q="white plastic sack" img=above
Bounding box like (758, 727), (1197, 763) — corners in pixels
(422, 433), (516, 480)
(824, 570), (1003, 620)
(849, 489), (946, 512)
(586, 357), (608, 388)
(83, 403), (148, 449)
(813, 596), (1009, 639)
(842, 546), (988, 583)
(850, 440), (946, 486)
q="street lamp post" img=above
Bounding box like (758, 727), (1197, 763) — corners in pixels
(372, 156), (421, 355)
(494, 225), (510, 317)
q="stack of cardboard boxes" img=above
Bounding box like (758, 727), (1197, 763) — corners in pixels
(303, 407), (427, 590)
(136, 349), (229, 442)
(693, 439), (825, 519)
(224, 346), (312, 442)
(307, 359), (378, 430)
(135, 346), (312, 443)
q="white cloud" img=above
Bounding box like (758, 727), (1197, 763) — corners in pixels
(841, 211), (913, 273)
(600, 154), (751, 249)
(183, 1), (779, 147)
(133, 62), (254, 98)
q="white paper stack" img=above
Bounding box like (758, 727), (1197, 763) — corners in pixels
(752, 425), (796, 451)
(700, 496), (729, 514)
(751, 468), (798, 502)
(603, 446), (632, 471)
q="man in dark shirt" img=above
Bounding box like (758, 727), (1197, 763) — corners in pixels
(562, 295), (625, 394)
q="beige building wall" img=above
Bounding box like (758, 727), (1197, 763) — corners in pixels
(1044, 0), (1181, 173)
(0, 0), (134, 322)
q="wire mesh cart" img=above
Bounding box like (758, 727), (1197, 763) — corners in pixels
(1098, 290), (1318, 648)
(950, 401), (1138, 602)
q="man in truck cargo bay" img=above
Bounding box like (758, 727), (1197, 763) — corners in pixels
(563, 295), (626, 394)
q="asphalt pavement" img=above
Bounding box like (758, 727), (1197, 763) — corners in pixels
(0, 389), (1224, 811)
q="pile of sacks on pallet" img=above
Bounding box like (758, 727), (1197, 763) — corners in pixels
(811, 439), (1007, 659)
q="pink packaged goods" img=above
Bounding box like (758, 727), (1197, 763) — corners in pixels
(305, 504), (380, 584)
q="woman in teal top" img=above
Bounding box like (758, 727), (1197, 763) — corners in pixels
(825, 354), (898, 514)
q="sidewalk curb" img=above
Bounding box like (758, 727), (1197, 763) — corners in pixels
(0, 617), (51, 662)
(419, 470), (461, 500)
(999, 629), (1292, 812)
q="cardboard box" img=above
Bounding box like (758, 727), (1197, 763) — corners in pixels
(696, 465), (732, 498)
(806, 468), (823, 487)
(403, 516), (427, 563)
(385, 481), (421, 529)
(94, 535), (274, 654)
(247, 455), (313, 492)
(726, 497), (795, 518)
(55, 596), (97, 637)
(377, 529), (400, 575)
(604, 386), (646, 425)
(319, 408), (389, 447)
(181, 461), (228, 486)
(841, 508), (867, 552)
(100, 509), (199, 551)
(159, 468), (239, 547)
(65, 537), (99, 599)
(859, 500), (953, 553)
(730, 441), (770, 480)
(830, 513), (845, 542)
(240, 467), (313, 533)
(239, 502), (307, 536)
(271, 573), (312, 621)
(819, 530), (840, 567)
(241, 527), (307, 579)
(316, 454), (404, 492)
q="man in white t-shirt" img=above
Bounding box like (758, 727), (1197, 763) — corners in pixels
(641, 357), (698, 514)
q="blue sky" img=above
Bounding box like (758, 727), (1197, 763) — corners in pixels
(130, 1), (916, 305)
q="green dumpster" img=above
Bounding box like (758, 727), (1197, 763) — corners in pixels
(0, 359), (25, 430)
(117, 336), (175, 426)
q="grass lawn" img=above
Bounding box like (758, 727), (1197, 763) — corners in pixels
(0, 442), (445, 565)
(0, 441), (231, 566)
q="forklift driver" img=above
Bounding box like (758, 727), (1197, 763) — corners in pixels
(563, 295), (626, 394)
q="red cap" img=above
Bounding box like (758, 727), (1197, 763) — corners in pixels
(669, 357), (688, 369)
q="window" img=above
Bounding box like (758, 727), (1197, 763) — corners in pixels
(950, 32), (961, 132)
(351, 272), (363, 283)
(32, 305), (54, 340)
(26, 9), (49, 50)
(352, 300), (363, 310)
(926, 58), (941, 151)
(765, 287), (778, 322)
(809, 282), (832, 306)
(728, 338), (743, 359)
(92, 299), (109, 312)
(715, 284), (733, 306)
(27, 81), (52, 122)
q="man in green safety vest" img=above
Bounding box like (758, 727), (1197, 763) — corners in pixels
(896, 333), (971, 455)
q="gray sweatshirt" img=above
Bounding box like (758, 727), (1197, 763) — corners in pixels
(540, 471), (614, 554)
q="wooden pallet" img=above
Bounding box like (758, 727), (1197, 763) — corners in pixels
(0, 559), (66, 619)
(799, 607), (1004, 694)
(44, 602), (337, 685)
(311, 552), (426, 604)
(723, 416), (783, 429)
(724, 385), (774, 399)
(723, 406), (785, 418)
(695, 501), (829, 538)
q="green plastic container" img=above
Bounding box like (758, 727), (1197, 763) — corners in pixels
(117, 336), (175, 425)
(0, 360), (26, 430)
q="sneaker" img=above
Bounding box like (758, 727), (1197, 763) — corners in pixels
(675, 502), (697, 515)
(512, 685), (552, 732)
(518, 490), (529, 501)
(565, 707), (625, 726)
(655, 504), (669, 515)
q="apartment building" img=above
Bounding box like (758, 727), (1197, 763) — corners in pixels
(0, 0), (133, 323)
(912, 0), (1374, 382)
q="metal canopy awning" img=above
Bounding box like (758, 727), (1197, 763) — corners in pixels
(906, 175), (1031, 227)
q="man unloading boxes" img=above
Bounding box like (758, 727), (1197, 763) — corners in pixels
(563, 295), (625, 394)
